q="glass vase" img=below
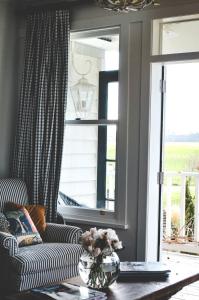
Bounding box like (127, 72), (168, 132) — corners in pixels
(79, 251), (120, 289)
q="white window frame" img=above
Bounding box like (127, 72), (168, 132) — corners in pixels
(58, 27), (128, 229)
(147, 13), (199, 261)
(152, 14), (199, 56)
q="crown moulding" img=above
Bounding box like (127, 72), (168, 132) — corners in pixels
(22, 0), (92, 3)
(18, 0), (93, 10)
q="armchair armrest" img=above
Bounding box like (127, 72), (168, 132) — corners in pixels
(0, 232), (18, 256)
(43, 223), (83, 244)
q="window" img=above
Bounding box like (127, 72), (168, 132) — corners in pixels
(97, 71), (118, 211)
(152, 15), (199, 55)
(59, 28), (119, 214)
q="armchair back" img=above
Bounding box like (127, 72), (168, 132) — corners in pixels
(0, 178), (28, 212)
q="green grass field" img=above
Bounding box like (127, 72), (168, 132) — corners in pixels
(164, 142), (199, 172)
(163, 142), (199, 208)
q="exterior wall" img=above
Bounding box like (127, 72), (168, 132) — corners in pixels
(60, 42), (103, 208)
(0, 1), (18, 178)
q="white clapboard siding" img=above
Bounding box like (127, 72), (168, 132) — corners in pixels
(60, 167), (97, 182)
(59, 181), (97, 207)
(63, 140), (97, 154)
(59, 181), (97, 194)
(60, 42), (105, 208)
(64, 126), (98, 141)
(60, 127), (98, 207)
(61, 154), (97, 168)
(71, 194), (97, 208)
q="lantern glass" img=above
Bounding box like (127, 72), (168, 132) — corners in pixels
(70, 77), (96, 119)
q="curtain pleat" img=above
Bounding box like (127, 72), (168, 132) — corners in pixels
(11, 10), (69, 222)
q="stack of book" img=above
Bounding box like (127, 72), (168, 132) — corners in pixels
(32, 283), (107, 300)
(118, 261), (171, 280)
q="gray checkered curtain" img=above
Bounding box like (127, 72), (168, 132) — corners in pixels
(11, 9), (69, 222)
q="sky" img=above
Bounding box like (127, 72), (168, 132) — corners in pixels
(165, 62), (199, 135)
(105, 55), (199, 136)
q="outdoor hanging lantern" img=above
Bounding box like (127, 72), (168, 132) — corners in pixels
(70, 76), (96, 120)
(70, 56), (96, 120)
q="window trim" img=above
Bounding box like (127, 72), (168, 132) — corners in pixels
(60, 123), (119, 223)
(58, 194), (128, 229)
(97, 70), (119, 209)
(58, 26), (128, 228)
(152, 15), (199, 56)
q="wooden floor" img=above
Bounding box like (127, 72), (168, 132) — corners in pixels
(171, 282), (199, 300)
(163, 251), (199, 300)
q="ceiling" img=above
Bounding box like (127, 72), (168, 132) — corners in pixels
(22, 0), (82, 2)
(17, 0), (92, 9)
(21, 0), (91, 4)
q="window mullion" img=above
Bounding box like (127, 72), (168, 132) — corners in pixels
(65, 119), (118, 125)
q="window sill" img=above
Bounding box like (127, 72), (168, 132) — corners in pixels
(58, 205), (128, 229)
(64, 216), (128, 229)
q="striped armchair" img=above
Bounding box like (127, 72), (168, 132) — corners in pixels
(0, 179), (83, 292)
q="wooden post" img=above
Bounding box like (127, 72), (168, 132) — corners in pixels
(166, 176), (172, 238)
(180, 175), (186, 237)
(194, 176), (199, 242)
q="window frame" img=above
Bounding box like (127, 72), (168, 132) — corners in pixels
(152, 14), (199, 56)
(58, 27), (128, 229)
(149, 14), (199, 260)
(97, 70), (119, 209)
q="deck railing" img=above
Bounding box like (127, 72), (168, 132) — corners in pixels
(163, 171), (199, 242)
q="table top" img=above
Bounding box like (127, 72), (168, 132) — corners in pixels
(5, 265), (199, 300)
(67, 269), (199, 300)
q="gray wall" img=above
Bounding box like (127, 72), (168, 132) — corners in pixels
(0, 1), (18, 177)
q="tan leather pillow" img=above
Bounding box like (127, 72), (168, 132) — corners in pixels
(5, 202), (46, 235)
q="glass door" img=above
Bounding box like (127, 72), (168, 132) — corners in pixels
(160, 61), (199, 257)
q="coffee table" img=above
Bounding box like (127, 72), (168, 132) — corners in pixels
(4, 265), (199, 300)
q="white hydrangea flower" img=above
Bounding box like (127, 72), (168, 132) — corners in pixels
(106, 228), (119, 241)
(81, 227), (122, 257)
(113, 240), (123, 250)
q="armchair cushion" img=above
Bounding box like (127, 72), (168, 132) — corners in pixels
(43, 223), (83, 244)
(0, 231), (18, 256)
(10, 243), (83, 274)
(5, 202), (47, 234)
(5, 208), (43, 247)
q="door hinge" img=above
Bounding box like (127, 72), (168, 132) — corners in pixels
(160, 79), (166, 94)
(157, 172), (164, 185)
